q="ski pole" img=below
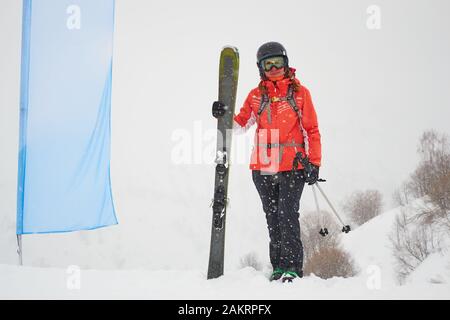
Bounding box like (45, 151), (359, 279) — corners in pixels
(293, 151), (351, 234)
(314, 182), (351, 233)
(312, 184), (328, 237)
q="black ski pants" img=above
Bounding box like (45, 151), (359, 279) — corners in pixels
(252, 170), (306, 275)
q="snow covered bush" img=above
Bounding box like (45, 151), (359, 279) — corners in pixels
(390, 209), (446, 284)
(405, 130), (450, 218)
(391, 130), (450, 284)
(238, 252), (263, 271)
(301, 212), (358, 279)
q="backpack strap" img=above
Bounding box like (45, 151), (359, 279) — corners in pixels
(290, 84), (309, 153)
(283, 83), (309, 154)
(257, 92), (271, 124)
(286, 84), (301, 118)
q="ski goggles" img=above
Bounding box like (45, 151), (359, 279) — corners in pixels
(261, 56), (286, 71)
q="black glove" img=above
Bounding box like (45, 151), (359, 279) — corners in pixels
(305, 164), (320, 185)
(212, 101), (226, 118)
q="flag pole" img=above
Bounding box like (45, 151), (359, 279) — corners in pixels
(17, 234), (23, 266)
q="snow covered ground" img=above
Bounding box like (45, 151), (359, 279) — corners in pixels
(0, 263), (449, 300)
(1, 202), (449, 300)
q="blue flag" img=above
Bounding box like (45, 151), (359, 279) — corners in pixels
(17, 0), (118, 234)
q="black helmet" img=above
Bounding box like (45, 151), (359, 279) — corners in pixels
(256, 42), (289, 78)
(257, 42), (288, 63)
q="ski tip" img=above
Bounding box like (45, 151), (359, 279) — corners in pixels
(221, 45), (239, 54)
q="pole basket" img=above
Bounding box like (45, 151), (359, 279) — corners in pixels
(319, 228), (329, 237)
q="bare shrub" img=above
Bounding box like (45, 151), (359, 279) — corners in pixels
(407, 130), (450, 211)
(301, 211), (358, 279)
(390, 130), (450, 283)
(393, 182), (412, 207)
(239, 252), (262, 271)
(343, 190), (383, 226)
(397, 130), (450, 227)
(390, 210), (443, 284)
(428, 171), (450, 215)
(304, 246), (358, 279)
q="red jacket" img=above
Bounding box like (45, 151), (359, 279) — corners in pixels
(234, 70), (321, 172)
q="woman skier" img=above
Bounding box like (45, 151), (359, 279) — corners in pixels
(213, 42), (322, 282)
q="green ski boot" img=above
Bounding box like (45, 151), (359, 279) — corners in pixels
(269, 268), (284, 281)
(281, 271), (301, 283)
